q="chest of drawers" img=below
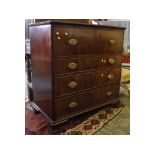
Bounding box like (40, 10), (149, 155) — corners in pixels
(29, 21), (125, 126)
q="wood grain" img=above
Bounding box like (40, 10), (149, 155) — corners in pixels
(54, 67), (121, 97)
(54, 83), (120, 119)
(53, 26), (124, 58)
(29, 22), (124, 125)
(30, 24), (53, 118)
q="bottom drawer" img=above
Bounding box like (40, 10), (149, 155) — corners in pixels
(54, 83), (120, 119)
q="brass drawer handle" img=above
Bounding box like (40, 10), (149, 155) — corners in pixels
(68, 81), (77, 88)
(108, 58), (115, 64)
(108, 74), (114, 80)
(69, 102), (78, 108)
(68, 38), (78, 45)
(109, 39), (116, 45)
(107, 91), (113, 96)
(68, 62), (77, 69)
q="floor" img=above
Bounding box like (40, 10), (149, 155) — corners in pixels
(95, 87), (130, 135)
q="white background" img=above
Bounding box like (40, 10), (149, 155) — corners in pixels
(0, 0), (155, 155)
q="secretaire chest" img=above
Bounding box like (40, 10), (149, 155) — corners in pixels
(29, 21), (125, 126)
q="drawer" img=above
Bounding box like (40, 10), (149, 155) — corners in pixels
(104, 84), (120, 101)
(53, 54), (122, 75)
(53, 26), (124, 58)
(102, 30), (124, 55)
(92, 67), (121, 87)
(54, 67), (121, 97)
(54, 72), (92, 97)
(54, 84), (120, 119)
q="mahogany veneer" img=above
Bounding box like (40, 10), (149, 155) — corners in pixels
(29, 21), (125, 126)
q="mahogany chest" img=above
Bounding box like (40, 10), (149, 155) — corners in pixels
(29, 21), (125, 126)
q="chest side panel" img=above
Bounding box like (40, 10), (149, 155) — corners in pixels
(30, 24), (53, 118)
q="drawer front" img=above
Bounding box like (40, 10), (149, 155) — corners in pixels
(53, 26), (124, 58)
(104, 67), (121, 84)
(54, 67), (121, 97)
(54, 84), (120, 119)
(92, 67), (121, 87)
(102, 30), (124, 55)
(91, 84), (120, 106)
(53, 55), (122, 75)
(54, 73), (92, 97)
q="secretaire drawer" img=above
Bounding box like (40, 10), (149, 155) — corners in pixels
(54, 83), (120, 119)
(54, 67), (121, 97)
(53, 26), (124, 58)
(53, 55), (122, 75)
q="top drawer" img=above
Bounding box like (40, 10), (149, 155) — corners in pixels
(53, 26), (124, 58)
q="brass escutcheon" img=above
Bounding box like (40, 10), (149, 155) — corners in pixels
(68, 81), (77, 88)
(68, 62), (77, 69)
(69, 102), (78, 108)
(108, 74), (114, 80)
(109, 39), (116, 45)
(108, 58), (115, 64)
(68, 38), (78, 45)
(107, 91), (113, 96)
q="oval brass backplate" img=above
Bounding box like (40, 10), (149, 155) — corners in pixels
(109, 39), (116, 45)
(68, 62), (77, 69)
(108, 74), (114, 80)
(68, 81), (77, 88)
(69, 102), (78, 108)
(68, 38), (78, 45)
(107, 91), (113, 96)
(108, 58), (115, 64)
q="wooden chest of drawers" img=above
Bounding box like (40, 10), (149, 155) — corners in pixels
(29, 21), (125, 126)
